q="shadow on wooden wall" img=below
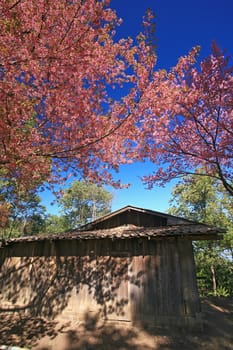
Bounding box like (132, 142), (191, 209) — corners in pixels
(0, 255), (144, 347)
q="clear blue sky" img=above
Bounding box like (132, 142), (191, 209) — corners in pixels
(41, 0), (233, 215)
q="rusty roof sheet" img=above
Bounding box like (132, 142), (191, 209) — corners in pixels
(0, 224), (225, 247)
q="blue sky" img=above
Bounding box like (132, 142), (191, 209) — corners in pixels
(41, 0), (233, 215)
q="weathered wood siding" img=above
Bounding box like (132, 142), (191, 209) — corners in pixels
(89, 210), (167, 229)
(0, 237), (201, 328)
(130, 239), (201, 327)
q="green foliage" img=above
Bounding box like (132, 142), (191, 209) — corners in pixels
(59, 181), (113, 229)
(0, 178), (46, 238)
(210, 287), (230, 297)
(195, 244), (233, 296)
(169, 172), (232, 225)
(0, 179), (113, 237)
(169, 169), (233, 296)
(44, 214), (71, 234)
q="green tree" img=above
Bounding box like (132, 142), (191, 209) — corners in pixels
(0, 179), (46, 238)
(44, 214), (71, 234)
(59, 181), (113, 228)
(169, 170), (233, 296)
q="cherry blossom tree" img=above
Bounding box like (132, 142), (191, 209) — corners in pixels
(2, 1), (232, 200)
(0, 0), (156, 190)
(136, 44), (233, 196)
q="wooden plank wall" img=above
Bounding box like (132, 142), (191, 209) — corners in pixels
(0, 237), (201, 327)
(90, 211), (167, 229)
(130, 239), (201, 325)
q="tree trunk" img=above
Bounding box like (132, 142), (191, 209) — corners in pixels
(210, 264), (217, 296)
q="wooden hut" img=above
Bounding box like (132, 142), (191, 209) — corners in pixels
(0, 205), (224, 329)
